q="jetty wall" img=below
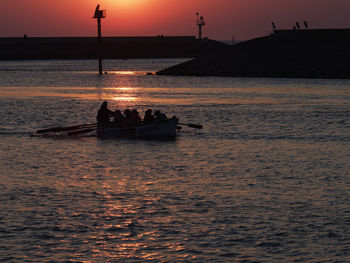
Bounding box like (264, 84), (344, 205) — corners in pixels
(0, 36), (227, 60)
(157, 29), (350, 79)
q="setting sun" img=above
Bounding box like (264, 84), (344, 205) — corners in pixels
(103, 0), (151, 10)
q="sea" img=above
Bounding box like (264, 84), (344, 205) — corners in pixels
(0, 59), (349, 262)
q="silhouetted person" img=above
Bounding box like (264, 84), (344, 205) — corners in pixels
(97, 101), (112, 126)
(154, 110), (167, 122)
(272, 22), (276, 30)
(296, 22), (300, 29)
(113, 110), (124, 126)
(131, 109), (142, 125)
(124, 109), (132, 125)
(304, 21), (309, 29)
(143, 109), (155, 124)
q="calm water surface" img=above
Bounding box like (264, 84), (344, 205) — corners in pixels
(0, 59), (349, 262)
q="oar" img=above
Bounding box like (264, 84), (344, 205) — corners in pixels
(178, 123), (203, 129)
(67, 128), (97, 136)
(37, 123), (97, 134)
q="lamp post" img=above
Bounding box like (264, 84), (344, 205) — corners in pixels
(196, 12), (206, 40)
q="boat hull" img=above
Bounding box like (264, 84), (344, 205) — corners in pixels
(96, 118), (179, 139)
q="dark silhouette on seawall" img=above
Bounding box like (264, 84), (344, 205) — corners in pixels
(157, 29), (350, 79)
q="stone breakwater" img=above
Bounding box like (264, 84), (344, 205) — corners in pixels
(157, 29), (350, 79)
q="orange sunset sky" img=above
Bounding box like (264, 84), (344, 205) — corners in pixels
(2, 0), (350, 40)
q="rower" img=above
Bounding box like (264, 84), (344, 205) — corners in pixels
(123, 109), (132, 125)
(113, 110), (124, 126)
(131, 109), (142, 125)
(143, 109), (155, 124)
(97, 101), (112, 126)
(154, 110), (167, 122)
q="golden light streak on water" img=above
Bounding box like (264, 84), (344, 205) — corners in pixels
(111, 71), (137, 75)
(111, 96), (138, 101)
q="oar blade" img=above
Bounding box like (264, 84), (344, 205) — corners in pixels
(36, 123), (97, 134)
(36, 126), (65, 134)
(187, 123), (203, 129)
(67, 128), (96, 136)
(37, 125), (81, 133)
(179, 123), (203, 129)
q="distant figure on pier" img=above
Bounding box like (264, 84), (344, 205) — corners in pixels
(296, 22), (300, 29)
(272, 22), (276, 30)
(304, 21), (309, 29)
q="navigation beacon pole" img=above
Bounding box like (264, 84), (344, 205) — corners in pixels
(93, 4), (106, 75)
(196, 12), (206, 40)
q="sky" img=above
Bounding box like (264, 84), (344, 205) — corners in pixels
(1, 0), (350, 40)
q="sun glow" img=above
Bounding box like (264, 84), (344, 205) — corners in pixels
(104, 0), (150, 10)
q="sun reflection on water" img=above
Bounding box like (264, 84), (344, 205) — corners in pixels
(111, 96), (138, 101)
(111, 71), (137, 75)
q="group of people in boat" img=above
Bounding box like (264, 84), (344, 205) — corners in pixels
(97, 101), (168, 127)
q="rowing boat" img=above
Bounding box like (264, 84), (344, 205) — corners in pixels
(33, 116), (203, 139)
(96, 117), (179, 139)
